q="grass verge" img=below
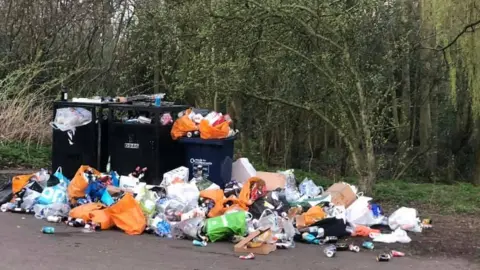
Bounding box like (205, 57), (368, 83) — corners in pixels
(0, 142), (51, 169)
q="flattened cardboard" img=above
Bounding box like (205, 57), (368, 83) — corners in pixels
(234, 229), (277, 255)
(256, 172), (286, 191)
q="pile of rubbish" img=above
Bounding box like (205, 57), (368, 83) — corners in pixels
(0, 159), (431, 261)
(171, 108), (238, 140)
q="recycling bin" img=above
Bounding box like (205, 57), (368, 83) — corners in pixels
(178, 136), (236, 188)
(108, 104), (188, 185)
(51, 101), (109, 179)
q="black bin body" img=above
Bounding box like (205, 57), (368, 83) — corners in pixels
(51, 102), (109, 179)
(108, 104), (187, 185)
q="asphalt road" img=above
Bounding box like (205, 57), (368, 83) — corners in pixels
(0, 213), (476, 270)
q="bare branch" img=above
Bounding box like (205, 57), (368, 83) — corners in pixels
(440, 19), (480, 51)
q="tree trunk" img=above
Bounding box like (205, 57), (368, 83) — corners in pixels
(474, 120), (480, 185)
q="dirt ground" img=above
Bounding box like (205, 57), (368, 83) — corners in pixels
(1, 171), (479, 267)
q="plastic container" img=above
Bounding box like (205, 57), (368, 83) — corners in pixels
(178, 136), (235, 188)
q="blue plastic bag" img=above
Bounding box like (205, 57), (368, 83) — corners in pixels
(53, 167), (70, 185)
(101, 190), (114, 206)
(85, 181), (106, 202)
(110, 172), (120, 187)
(37, 182), (68, 205)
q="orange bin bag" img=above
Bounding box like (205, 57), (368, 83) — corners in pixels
(223, 196), (249, 213)
(89, 209), (115, 230)
(200, 189), (225, 218)
(302, 206), (327, 226)
(171, 109), (198, 140)
(68, 165), (101, 202)
(238, 177), (267, 206)
(69, 202), (104, 222)
(199, 120), (230, 140)
(12, 174), (33, 194)
(106, 193), (146, 235)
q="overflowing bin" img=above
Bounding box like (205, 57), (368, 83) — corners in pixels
(51, 101), (109, 179)
(108, 104), (187, 185)
(179, 136), (235, 188)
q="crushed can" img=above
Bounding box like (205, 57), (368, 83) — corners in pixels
(42, 226), (55, 234)
(391, 250), (405, 257)
(362, 241), (374, 250)
(239, 253), (255, 260)
(349, 244), (360, 253)
(324, 245), (337, 258)
(377, 253), (391, 262)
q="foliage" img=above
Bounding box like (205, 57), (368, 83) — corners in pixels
(0, 142), (51, 169)
(0, 0), (479, 191)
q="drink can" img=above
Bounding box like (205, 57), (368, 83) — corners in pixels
(349, 244), (360, 253)
(192, 240), (207, 247)
(335, 243), (349, 251)
(322, 236), (338, 244)
(391, 250), (405, 257)
(362, 241), (374, 250)
(47, 216), (62, 223)
(377, 253), (391, 262)
(324, 245), (337, 258)
(239, 253), (255, 260)
(42, 226), (55, 234)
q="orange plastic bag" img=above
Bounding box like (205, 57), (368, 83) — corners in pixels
(106, 193), (146, 235)
(171, 109), (198, 140)
(68, 165), (101, 202)
(89, 209), (115, 230)
(302, 206), (327, 226)
(199, 119), (229, 140)
(239, 177), (267, 206)
(200, 189), (225, 217)
(12, 174), (33, 194)
(69, 203), (104, 222)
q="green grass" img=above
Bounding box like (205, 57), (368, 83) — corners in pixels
(0, 142), (51, 169)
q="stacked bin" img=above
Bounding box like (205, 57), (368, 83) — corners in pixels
(108, 104), (188, 185)
(51, 101), (109, 179)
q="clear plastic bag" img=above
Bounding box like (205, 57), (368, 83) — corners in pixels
(388, 207), (422, 233)
(20, 189), (42, 210)
(50, 107), (92, 132)
(299, 178), (323, 198)
(279, 169), (301, 202)
(173, 217), (205, 240)
(34, 203), (70, 219)
(166, 182), (199, 210)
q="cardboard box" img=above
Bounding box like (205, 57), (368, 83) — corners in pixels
(325, 183), (356, 207)
(232, 158), (257, 184)
(256, 172), (286, 191)
(234, 229), (277, 255)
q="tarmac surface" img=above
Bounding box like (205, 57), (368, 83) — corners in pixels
(0, 213), (477, 270)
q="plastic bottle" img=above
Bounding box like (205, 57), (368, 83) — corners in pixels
(42, 226), (55, 234)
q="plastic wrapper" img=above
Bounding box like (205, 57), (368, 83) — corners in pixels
(299, 178), (323, 198)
